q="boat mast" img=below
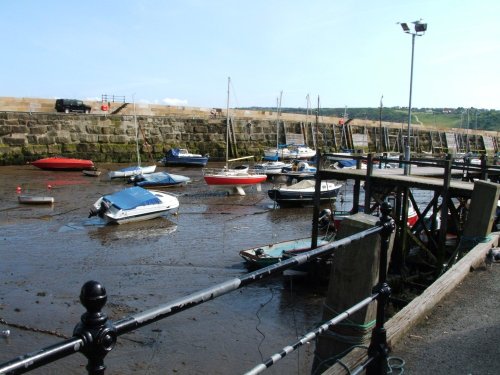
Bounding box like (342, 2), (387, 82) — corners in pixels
(307, 94), (316, 150)
(315, 96), (320, 150)
(276, 91), (282, 150)
(225, 76), (230, 169)
(134, 98), (141, 167)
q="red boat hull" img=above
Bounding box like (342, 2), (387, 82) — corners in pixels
(204, 175), (267, 186)
(31, 157), (94, 171)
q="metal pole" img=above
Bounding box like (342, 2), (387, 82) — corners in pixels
(367, 202), (396, 375)
(225, 77), (230, 168)
(405, 33), (416, 176)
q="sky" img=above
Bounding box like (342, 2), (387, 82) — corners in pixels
(1, 0), (499, 111)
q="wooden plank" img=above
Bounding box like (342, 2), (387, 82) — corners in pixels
(319, 167), (474, 196)
(323, 234), (499, 374)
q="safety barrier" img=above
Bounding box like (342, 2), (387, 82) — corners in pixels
(0, 206), (396, 375)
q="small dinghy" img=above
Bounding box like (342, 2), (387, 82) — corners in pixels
(18, 195), (54, 205)
(129, 171), (191, 188)
(83, 169), (102, 177)
(239, 235), (334, 269)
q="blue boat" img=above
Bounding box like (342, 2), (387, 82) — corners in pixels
(131, 171), (191, 187)
(161, 148), (209, 167)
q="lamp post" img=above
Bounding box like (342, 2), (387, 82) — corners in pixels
(399, 20), (427, 175)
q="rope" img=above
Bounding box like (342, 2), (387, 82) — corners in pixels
(387, 356), (406, 374)
(255, 288), (275, 362)
(322, 303), (376, 330)
(320, 303), (375, 345)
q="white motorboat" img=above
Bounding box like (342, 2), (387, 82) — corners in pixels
(88, 186), (179, 224)
(254, 160), (291, 176)
(268, 179), (343, 206)
(264, 144), (316, 160)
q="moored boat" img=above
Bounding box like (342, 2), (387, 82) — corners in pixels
(88, 186), (179, 224)
(18, 195), (54, 204)
(202, 77), (267, 195)
(254, 160), (292, 176)
(239, 235), (334, 269)
(203, 167), (267, 186)
(108, 165), (157, 179)
(83, 169), (102, 177)
(268, 179), (342, 207)
(130, 171), (191, 187)
(161, 148), (209, 167)
(31, 157), (94, 171)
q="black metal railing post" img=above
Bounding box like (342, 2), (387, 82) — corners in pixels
(367, 202), (395, 375)
(73, 281), (117, 375)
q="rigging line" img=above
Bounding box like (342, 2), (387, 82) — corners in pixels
(229, 78), (240, 108)
(255, 287), (275, 362)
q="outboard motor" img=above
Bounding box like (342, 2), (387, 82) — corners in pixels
(88, 200), (109, 218)
(97, 201), (109, 218)
(128, 174), (145, 184)
(88, 207), (98, 218)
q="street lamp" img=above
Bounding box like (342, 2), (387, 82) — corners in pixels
(399, 19), (427, 175)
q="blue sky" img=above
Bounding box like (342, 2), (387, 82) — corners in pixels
(1, 1), (499, 110)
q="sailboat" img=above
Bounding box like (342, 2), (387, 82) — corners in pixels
(202, 77), (267, 195)
(262, 94), (316, 161)
(108, 101), (157, 179)
(256, 92), (292, 176)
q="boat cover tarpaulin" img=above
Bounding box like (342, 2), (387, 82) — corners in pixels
(136, 172), (190, 186)
(338, 159), (357, 168)
(103, 187), (161, 209)
(169, 148), (181, 156)
(289, 179), (316, 189)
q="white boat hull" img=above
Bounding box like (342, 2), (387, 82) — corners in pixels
(90, 189), (179, 224)
(108, 165), (157, 179)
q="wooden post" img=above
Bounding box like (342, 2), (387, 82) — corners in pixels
(352, 158), (362, 213)
(438, 155), (452, 269)
(311, 213), (395, 374)
(480, 154), (488, 181)
(311, 150), (322, 249)
(453, 180), (500, 259)
(364, 154), (373, 213)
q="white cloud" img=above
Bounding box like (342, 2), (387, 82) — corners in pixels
(162, 97), (188, 106)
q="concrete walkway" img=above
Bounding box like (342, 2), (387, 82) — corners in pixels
(390, 262), (500, 375)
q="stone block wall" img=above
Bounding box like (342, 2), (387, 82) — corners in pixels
(0, 110), (498, 166)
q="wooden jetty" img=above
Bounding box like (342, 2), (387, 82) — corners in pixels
(318, 153), (499, 273)
(313, 152), (500, 374)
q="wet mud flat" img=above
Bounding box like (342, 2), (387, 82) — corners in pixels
(0, 164), (339, 374)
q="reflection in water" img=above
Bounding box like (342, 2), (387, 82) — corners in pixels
(87, 217), (178, 245)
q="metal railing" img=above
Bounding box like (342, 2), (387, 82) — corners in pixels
(101, 95), (126, 103)
(0, 206), (396, 375)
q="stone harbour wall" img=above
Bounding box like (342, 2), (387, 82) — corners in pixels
(0, 111), (498, 165)
(0, 112), (288, 165)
